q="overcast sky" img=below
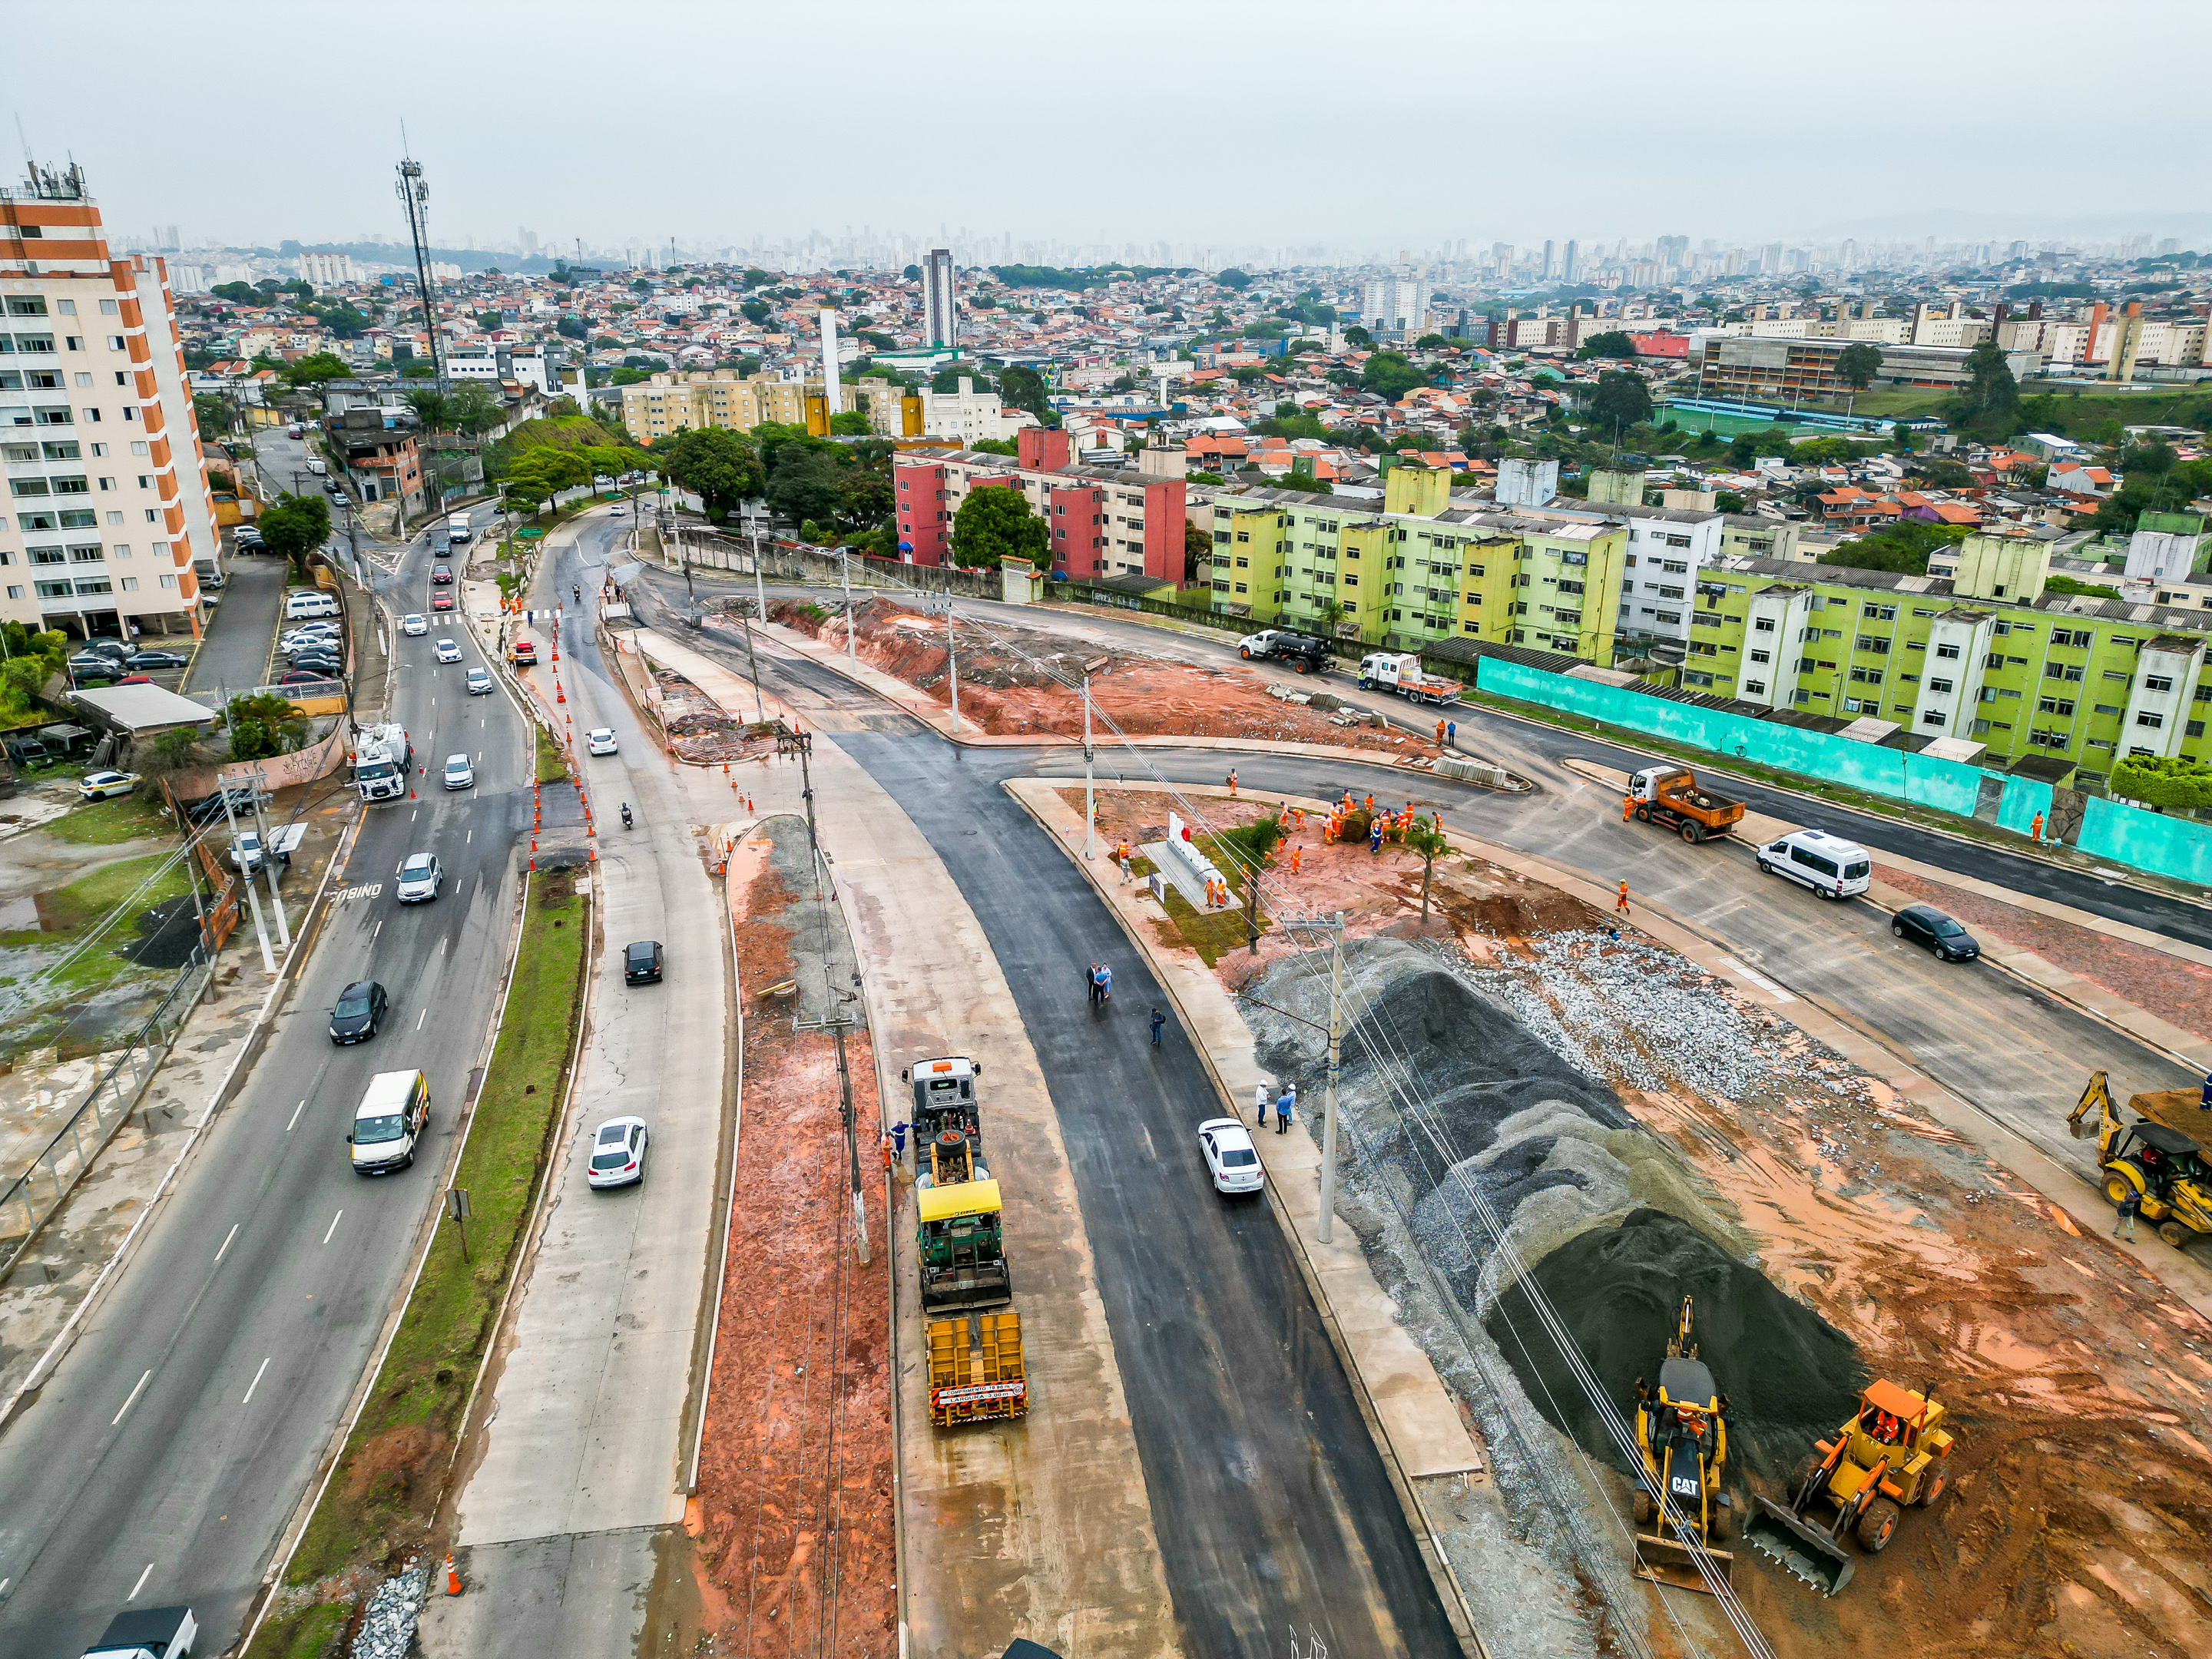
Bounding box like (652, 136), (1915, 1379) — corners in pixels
(7, 1), (2207, 259)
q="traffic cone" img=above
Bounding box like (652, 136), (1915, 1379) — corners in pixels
(556, 685), (565, 703)
(528, 856), (535, 872)
(446, 1555), (462, 1596)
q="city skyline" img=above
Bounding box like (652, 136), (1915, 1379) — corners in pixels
(6, 0), (2207, 256)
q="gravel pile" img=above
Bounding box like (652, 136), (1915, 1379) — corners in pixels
(348, 1561), (429, 1659)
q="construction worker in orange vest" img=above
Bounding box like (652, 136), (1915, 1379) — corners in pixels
(1290, 845), (1303, 875)
(1617, 880), (1631, 915)
(2031, 812), (2045, 842)
(1622, 793), (1634, 821)
(1364, 793), (1375, 813)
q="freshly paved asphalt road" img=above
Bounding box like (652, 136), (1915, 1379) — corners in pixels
(0, 528), (531, 1654)
(184, 551), (286, 699)
(632, 583), (1459, 1656)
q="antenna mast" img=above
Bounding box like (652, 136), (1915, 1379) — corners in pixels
(395, 150), (445, 385)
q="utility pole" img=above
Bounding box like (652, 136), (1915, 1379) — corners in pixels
(841, 547), (855, 661)
(220, 787), (276, 975)
(1081, 655), (1108, 860)
(247, 777), (290, 949)
(1320, 913), (1344, 1244)
(945, 600), (959, 731)
(737, 595), (767, 724)
(777, 728), (822, 877)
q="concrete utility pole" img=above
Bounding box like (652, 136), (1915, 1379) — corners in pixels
(1320, 912), (1344, 1245)
(945, 601), (959, 731)
(247, 780), (290, 949)
(841, 547), (855, 661)
(220, 787), (276, 975)
(1081, 655), (1108, 860)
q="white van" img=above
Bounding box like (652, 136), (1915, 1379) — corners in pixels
(1756, 830), (1872, 900)
(305, 457), (328, 476)
(447, 512), (472, 545)
(348, 1068), (431, 1174)
(285, 591), (339, 620)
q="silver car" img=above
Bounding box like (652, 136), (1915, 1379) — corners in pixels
(442, 753), (474, 790)
(396, 851), (442, 902)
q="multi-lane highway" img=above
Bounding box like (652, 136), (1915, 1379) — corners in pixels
(0, 500), (527, 1654)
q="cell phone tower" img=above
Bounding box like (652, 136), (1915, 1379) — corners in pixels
(396, 147), (445, 385)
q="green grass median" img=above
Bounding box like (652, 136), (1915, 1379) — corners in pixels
(249, 868), (589, 1653)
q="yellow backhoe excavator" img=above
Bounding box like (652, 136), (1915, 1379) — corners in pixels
(2070, 1072), (2212, 1251)
(1628, 1296), (1735, 1592)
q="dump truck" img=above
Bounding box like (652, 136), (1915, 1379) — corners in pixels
(919, 1177), (1012, 1313)
(1746, 1378), (1955, 1595)
(1356, 651), (1461, 706)
(350, 721), (412, 803)
(2070, 1071), (2212, 1251)
(1627, 765), (1746, 844)
(927, 1309), (1027, 1428)
(904, 1055), (982, 1154)
(1628, 1296), (1736, 1592)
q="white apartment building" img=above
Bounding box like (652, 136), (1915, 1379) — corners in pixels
(2, 165), (217, 641)
(1360, 277), (1426, 339)
(919, 378), (1037, 445)
(922, 249), (958, 350)
(295, 250), (357, 286)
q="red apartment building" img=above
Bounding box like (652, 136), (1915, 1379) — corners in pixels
(895, 426), (1187, 581)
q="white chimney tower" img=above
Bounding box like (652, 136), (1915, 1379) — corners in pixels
(820, 307), (841, 426)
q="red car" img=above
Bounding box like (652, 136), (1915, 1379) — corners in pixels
(431, 590), (455, 611)
(432, 565), (453, 584)
(276, 670), (328, 685)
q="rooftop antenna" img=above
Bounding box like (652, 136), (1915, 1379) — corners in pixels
(395, 134), (445, 386)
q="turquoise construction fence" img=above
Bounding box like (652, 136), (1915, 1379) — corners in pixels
(2076, 796), (2212, 886)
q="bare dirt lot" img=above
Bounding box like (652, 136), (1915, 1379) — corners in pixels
(763, 594), (1444, 760)
(1083, 786), (2212, 1659)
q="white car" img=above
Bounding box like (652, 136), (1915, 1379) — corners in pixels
(586, 1115), (649, 1188)
(1198, 1118), (1266, 1195)
(396, 851), (442, 902)
(230, 830), (267, 873)
(434, 637), (462, 664)
(585, 727), (619, 756)
(400, 614), (428, 637)
(78, 769), (140, 802)
(442, 753), (475, 790)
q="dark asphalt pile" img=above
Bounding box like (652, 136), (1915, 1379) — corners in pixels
(122, 894), (203, 969)
(1485, 1208), (1866, 1481)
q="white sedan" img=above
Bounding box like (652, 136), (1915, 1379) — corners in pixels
(400, 614), (428, 636)
(587, 1115), (649, 1188)
(434, 637), (463, 664)
(78, 769), (141, 802)
(1198, 1118), (1266, 1195)
(585, 727), (619, 756)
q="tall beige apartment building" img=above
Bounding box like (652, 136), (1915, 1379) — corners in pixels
(1, 163), (218, 641)
(619, 369), (860, 443)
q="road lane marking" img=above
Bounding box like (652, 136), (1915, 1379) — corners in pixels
(323, 1210), (343, 1244)
(242, 1356), (271, 1404)
(466, 829), (472, 844)
(372, 919), (383, 941)
(112, 1369), (151, 1425)
(127, 1561), (154, 1600)
(215, 1223), (240, 1263)
(438, 936), (447, 955)
(287, 1098), (306, 1131)
(416, 1007), (427, 1029)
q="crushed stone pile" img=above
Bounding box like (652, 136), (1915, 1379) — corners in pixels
(1485, 1207), (1866, 1481)
(347, 1561), (429, 1659)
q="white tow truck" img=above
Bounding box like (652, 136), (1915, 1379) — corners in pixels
(1356, 651), (1462, 706)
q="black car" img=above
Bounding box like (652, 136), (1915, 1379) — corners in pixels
(624, 940), (664, 985)
(127, 649), (190, 670)
(329, 979), (389, 1043)
(182, 786), (263, 826)
(1892, 904), (1979, 962)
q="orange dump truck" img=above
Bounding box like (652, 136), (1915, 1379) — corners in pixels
(1628, 766), (1745, 844)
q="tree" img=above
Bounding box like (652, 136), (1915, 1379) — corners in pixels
(257, 492), (331, 570)
(1399, 814), (1452, 922)
(1216, 269), (1252, 290)
(475, 310), (504, 330)
(1343, 325), (1375, 349)
(743, 267), (773, 289)
(405, 388), (453, 431)
(2109, 754), (2212, 813)
(740, 298), (773, 325)
(1948, 340), (2021, 433)
(1360, 351), (1428, 402)
(1575, 331), (1637, 360)
(766, 445), (846, 528)
(949, 485), (1049, 570)
(1184, 518), (1211, 582)
(449, 382), (502, 435)
(932, 364), (994, 394)
(1586, 369), (1654, 437)
(225, 692), (307, 762)
(209, 281), (259, 303)
(280, 353), (351, 387)
(998, 364), (1049, 421)
(1714, 490), (1747, 513)
(1414, 333), (1449, 349)
(829, 410), (873, 436)
(658, 427), (762, 519)
(193, 393), (237, 439)
(1834, 342), (1884, 418)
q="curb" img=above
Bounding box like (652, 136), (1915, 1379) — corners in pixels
(1000, 777), (1490, 1659)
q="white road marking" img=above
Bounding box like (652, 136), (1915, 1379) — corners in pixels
(466, 828), (473, 844)
(286, 1098), (306, 1131)
(410, 809), (419, 823)
(323, 1210), (343, 1245)
(112, 1369), (151, 1426)
(1717, 955), (1796, 1002)
(127, 1561), (154, 1600)
(373, 919), (383, 941)
(242, 1356), (270, 1404)
(438, 936), (447, 955)
(215, 1223), (240, 1263)
(417, 1006), (428, 1030)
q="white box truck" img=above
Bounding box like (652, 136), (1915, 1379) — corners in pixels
(447, 512), (472, 545)
(1357, 651), (1462, 705)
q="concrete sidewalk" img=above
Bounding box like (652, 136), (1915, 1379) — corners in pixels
(629, 627), (1184, 1659)
(1566, 758), (2212, 1071)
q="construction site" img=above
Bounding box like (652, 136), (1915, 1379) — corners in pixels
(751, 594), (1444, 760)
(1071, 783), (2212, 1659)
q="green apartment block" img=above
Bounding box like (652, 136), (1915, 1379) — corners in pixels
(1199, 465), (1628, 661)
(1682, 529), (2212, 777)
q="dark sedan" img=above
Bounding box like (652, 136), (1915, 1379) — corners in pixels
(1892, 904), (1979, 962)
(127, 649), (190, 670)
(624, 940), (664, 985)
(329, 979), (389, 1043)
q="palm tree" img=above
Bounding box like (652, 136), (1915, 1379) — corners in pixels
(1399, 814), (1453, 922)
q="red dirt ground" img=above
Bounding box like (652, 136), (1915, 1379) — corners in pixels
(770, 595), (1445, 760)
(687, 856), (895, 1659)
(1078, 785), (2212, 1659)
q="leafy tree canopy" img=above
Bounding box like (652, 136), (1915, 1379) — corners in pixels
(657, 426), (763, 518)
(1584, 369), (1654, 433)
(1574, 330), (1640, 361)
(2111, 753), (2212, 810)
(1360, 351), (1428, 402)
(280, 352), (352, 386)
(1216, 269), (1252, 290)
(1816, 520), (1966, 575)
(257, 492), (331, 566)
(226, 692), (308, 762)
(949, 485), (1050, 570)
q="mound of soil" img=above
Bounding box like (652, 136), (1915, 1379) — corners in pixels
(1486, 1207), (1865, 1481)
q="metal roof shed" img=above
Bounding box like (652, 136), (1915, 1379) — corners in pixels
(69, 684), (220, 734)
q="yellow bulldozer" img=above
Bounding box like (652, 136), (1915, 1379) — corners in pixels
(2070, 1072), (2212, 1252)
(1745, 1379), (1955, 1595)
(1628, 1296), (1736, 1592)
